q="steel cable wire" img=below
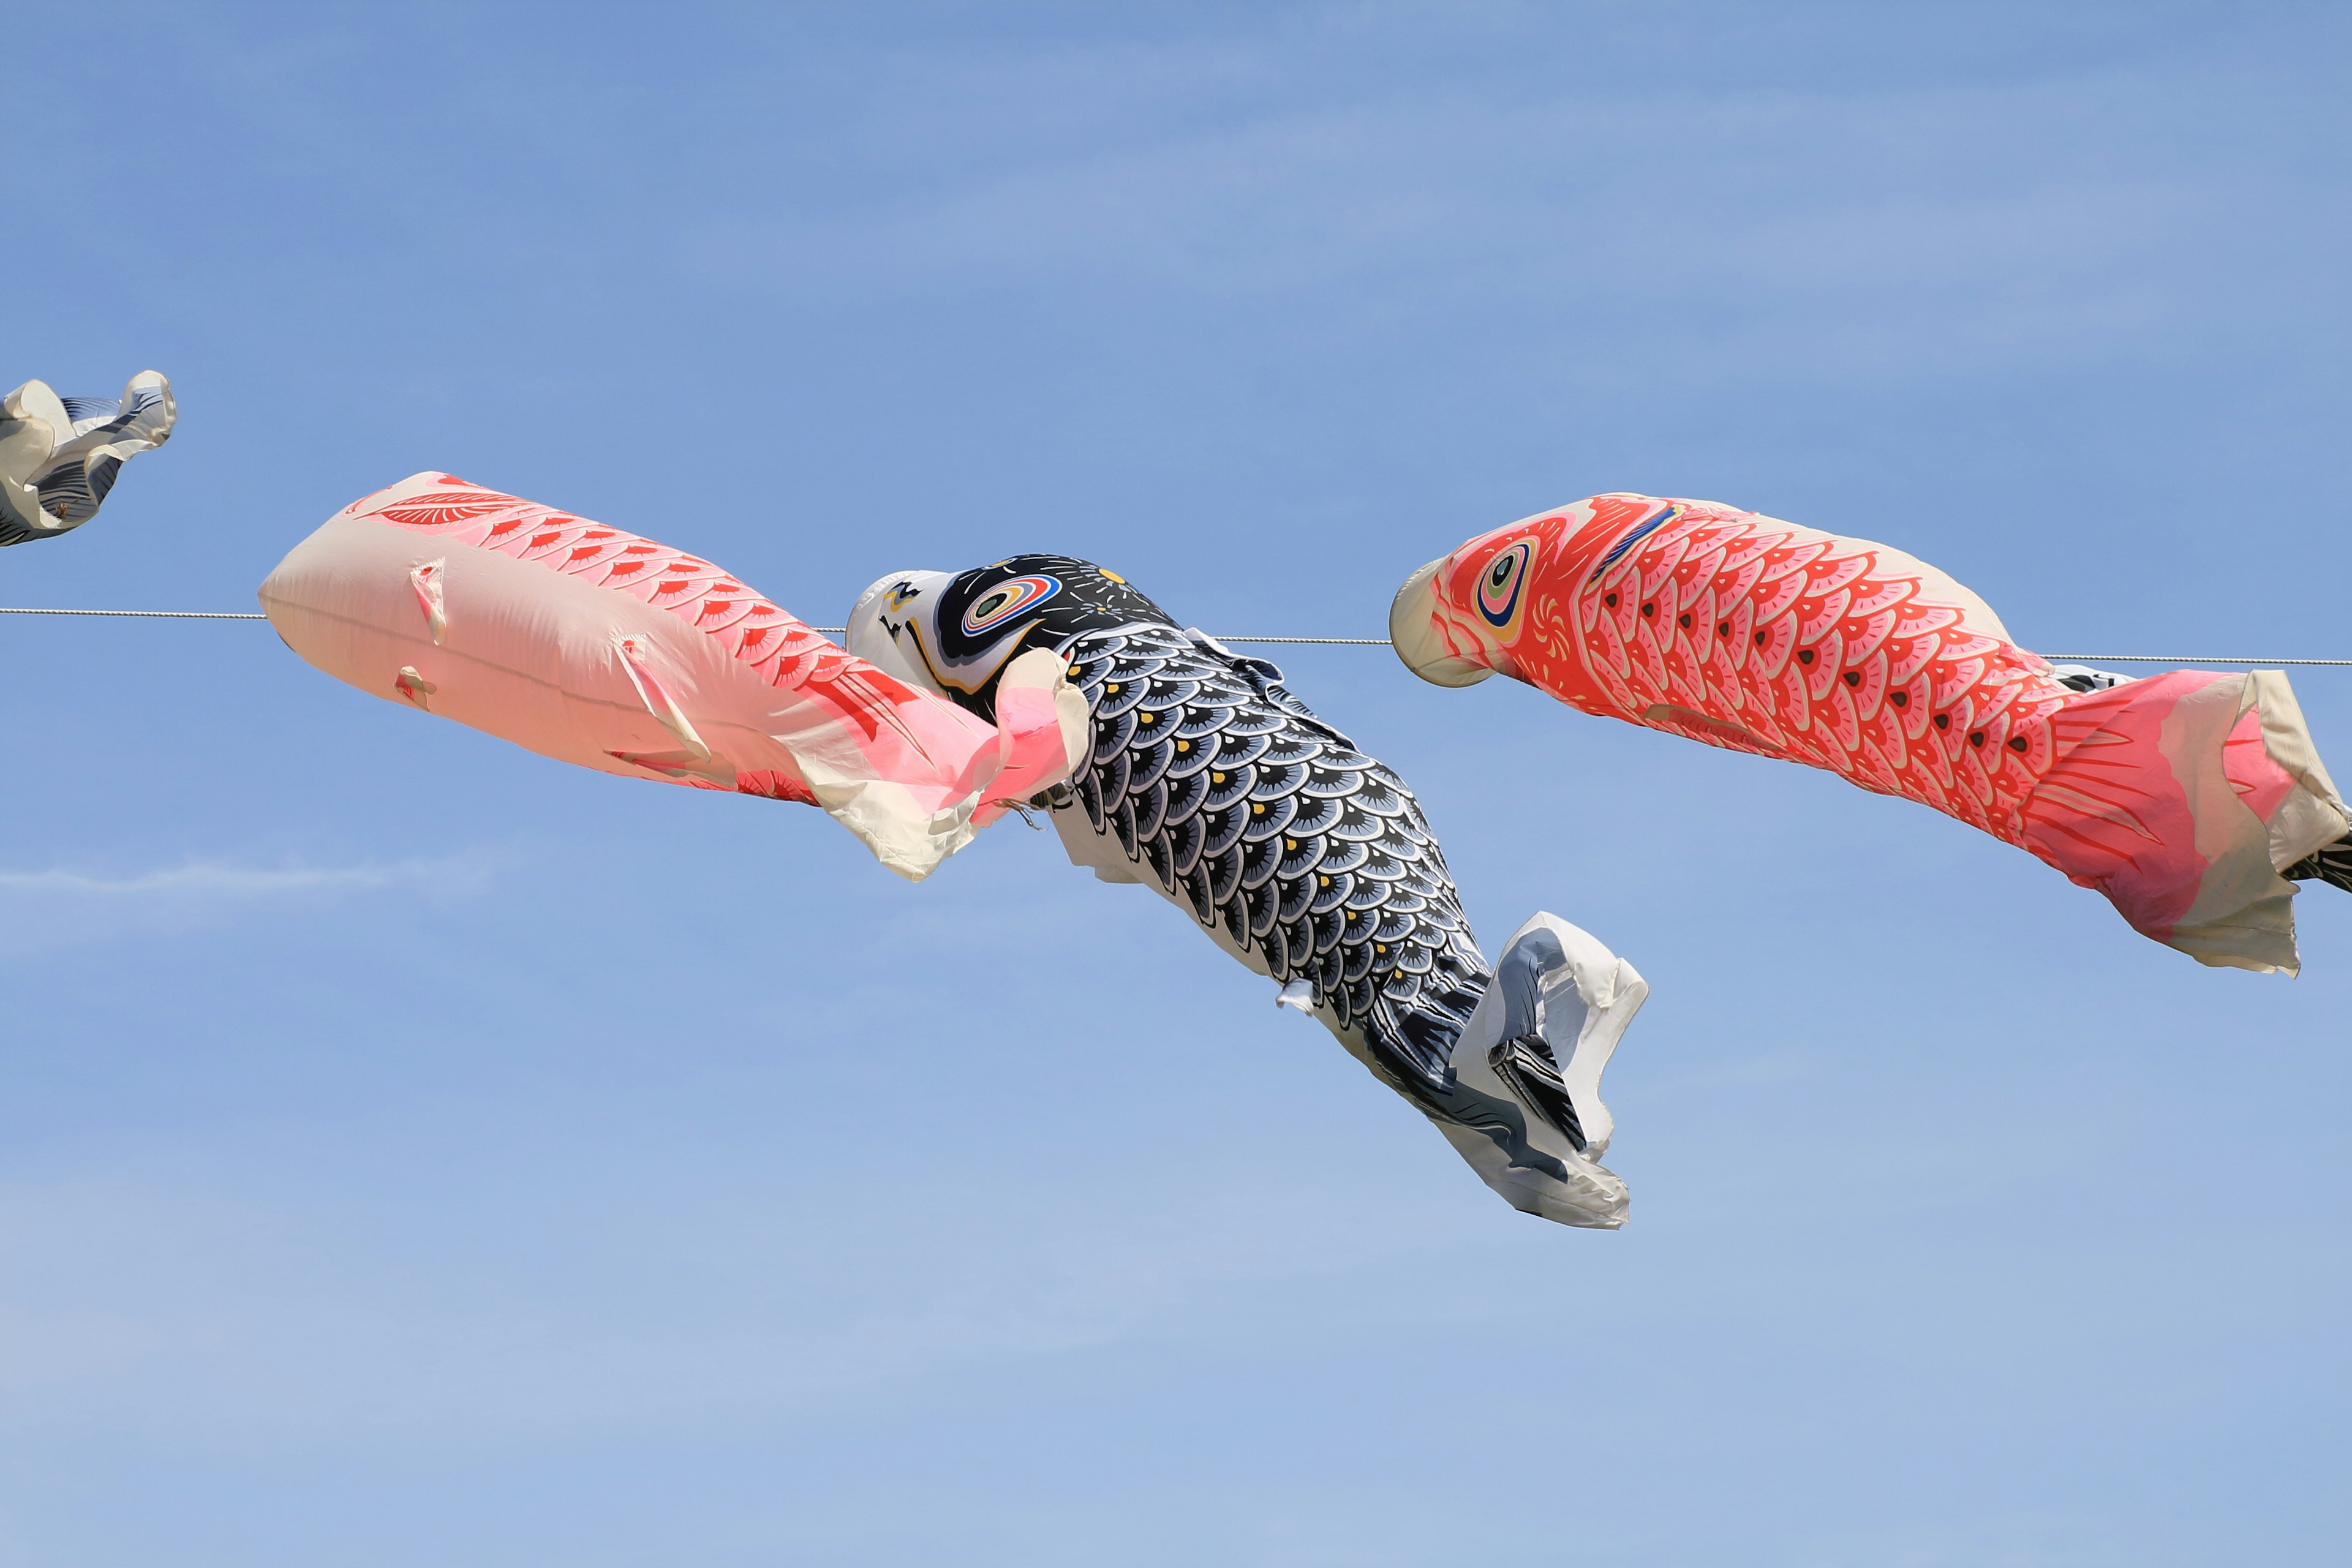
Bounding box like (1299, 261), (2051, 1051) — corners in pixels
(2, 606), (2346, 665)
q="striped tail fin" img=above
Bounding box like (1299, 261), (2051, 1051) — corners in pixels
(1433, 913), (1649, 1228)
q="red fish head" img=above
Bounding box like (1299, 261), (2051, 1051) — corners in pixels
(1391, 511), (1566, 686)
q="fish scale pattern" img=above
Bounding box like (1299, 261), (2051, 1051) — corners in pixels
(1408, 491), (2352, 971)
(1532, 495), (2078, 845)
(355, 475), (962, 800)
(359, 475), (857, 687)
(1057, 624), (1488, 1091)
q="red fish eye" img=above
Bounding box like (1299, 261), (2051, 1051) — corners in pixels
(1473, 543), (1531, 627)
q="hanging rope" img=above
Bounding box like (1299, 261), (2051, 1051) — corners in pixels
(2037, 655), (2352, 666)
(1, 606), (270, 620)
(2, 606), (2346, 665)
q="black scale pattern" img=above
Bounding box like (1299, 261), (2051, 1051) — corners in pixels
(879, 552), (1590, 1166)
(1049, 624), (1491, 1098)
(2286, 831), (2352, 895)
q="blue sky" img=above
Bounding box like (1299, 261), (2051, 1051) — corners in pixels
(4, 4), (2348, 1564)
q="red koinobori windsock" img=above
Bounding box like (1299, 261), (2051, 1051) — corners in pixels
(261, 473), (1088, 880)
(1392, 493), (2352, 974)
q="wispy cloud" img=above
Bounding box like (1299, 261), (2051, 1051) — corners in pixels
(0, 861), (447, 898)
(0, 854), (492, 951)
(0, 1167), (1455, 1446)
(682, 36), (2331, 382)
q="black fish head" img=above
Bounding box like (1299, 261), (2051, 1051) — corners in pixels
(848, 554), (1175, 718)
(845, 567), (960, 698)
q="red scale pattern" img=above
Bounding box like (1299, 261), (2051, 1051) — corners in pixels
(1541, 497), (2075, 846)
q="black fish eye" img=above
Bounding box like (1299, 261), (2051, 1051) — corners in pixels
(1490, 557), (1514, 586)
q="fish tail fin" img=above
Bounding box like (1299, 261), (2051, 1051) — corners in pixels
(1496, 911), (1648, 1160)
(1431, 913), (1649, 1229)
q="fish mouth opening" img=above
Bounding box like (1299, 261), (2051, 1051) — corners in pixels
(1389, 558), (1496, 687)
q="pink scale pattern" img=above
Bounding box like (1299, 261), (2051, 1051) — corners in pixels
(347, 474), (967, 801)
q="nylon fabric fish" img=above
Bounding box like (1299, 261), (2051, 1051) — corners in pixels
(1393, 494), (2352, 973)
(849, 555), (1649, 1229)
(260, 475), (1087, 882)
(0, 370), (175, 546)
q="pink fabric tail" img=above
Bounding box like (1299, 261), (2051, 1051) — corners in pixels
(2021, 669), (2348, 974)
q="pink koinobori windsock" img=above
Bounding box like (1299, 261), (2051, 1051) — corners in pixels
(1392, 493), (2351, 974)
(261, 473), (1088, 880)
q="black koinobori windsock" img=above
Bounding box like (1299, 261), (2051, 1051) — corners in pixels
(0, 371), (174, 546)
(850, 556), (1649, 1228)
